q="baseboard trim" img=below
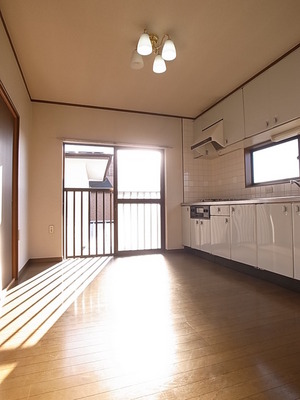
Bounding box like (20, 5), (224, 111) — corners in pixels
(163, 248), (185, 254)
(185, 247), (300, 293)
(28, 257), (63, 264)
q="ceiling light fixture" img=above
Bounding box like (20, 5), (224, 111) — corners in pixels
(130, 29), (176, 74)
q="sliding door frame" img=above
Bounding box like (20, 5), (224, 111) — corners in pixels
(114, 146), (165, 255)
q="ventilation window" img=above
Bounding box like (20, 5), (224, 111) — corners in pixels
(245, 137), (300, 186)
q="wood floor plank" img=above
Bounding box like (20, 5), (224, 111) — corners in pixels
(1, 253), (300, 399)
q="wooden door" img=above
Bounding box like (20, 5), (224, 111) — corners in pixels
(0, 83), (19, 289)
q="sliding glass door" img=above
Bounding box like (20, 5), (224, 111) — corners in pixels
(115, 148), (165, 253)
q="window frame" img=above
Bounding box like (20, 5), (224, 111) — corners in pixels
(244, 136), (300, 187)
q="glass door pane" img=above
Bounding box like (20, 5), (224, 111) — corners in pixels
(116, 149), (164, 252)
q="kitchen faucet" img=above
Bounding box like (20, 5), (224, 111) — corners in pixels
(290, 179), (300, 188)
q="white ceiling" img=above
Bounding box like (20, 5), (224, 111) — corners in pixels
(0, 0), (300, 118)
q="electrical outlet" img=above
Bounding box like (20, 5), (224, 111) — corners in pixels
(49, 225), (54, 234)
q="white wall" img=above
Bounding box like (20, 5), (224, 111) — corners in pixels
(0, 18), (32, 271)
(30, 103), (184, 258)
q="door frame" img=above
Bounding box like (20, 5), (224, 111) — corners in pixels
(0, 80), (19, 282)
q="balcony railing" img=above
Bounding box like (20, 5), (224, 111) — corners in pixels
(117, 191), (162, 252)
(64, 189), (162, 257)
(118, 191), (160, 199)
(64, 188), (114, 258)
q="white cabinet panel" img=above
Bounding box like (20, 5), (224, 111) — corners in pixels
(292, 203), (300, 280)
(190, 218), (211, 253)
(194, 89), (244, 147)
(199, 219), (211, 253)
(243, 71), (270, 137)
(269, 47), (300, 128)
(190, 219), (201, 250)
(257, 203), (293, 278)
(222, 89), (245, 146)
(211, 205), (230, 216)
(181, 206), (190, 247)
(200, 102), (223, 131)
(211, 215), (230, 259)
(244, 48), (300, 138)
(230, 205), (257, 267)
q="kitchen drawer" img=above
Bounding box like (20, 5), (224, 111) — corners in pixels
(210, 205), (230, 216)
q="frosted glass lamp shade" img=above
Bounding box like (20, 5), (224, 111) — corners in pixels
(162, 39), (176, 61)
(130, 50), (144, 70)
(137, 33), (152, 56)
(153, 55), (166, 73)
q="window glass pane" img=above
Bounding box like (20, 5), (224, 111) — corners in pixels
(64, 144), (113, 189)
(252, 138), (299, 184)
(65, 157), (110, 188)
(117, 149), (161, 199)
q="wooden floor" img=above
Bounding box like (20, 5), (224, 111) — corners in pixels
(1, 252), (300, 399)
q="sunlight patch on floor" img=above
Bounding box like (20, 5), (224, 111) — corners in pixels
(0, 362), (17, 385)
(108, 255), (176, 380)
(0, 257), (111, 350)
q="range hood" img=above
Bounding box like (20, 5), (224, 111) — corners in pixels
(191, 119), (225, 153)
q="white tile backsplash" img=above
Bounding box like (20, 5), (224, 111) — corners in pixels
(183, 125), (300, 203)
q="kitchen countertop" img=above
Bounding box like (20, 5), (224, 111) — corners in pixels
(183, 196), (300, 206)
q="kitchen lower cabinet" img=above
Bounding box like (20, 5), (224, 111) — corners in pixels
(256, 203), (293, 278)
(199, 219), (211, 253)
(190, 219), (201, 250)
(230, 204), (257, 267)
(293, 203), (300, 280)
(181, 206), (191, 247)
(211, 206), (230, 259)
(190, 218), (211, 252)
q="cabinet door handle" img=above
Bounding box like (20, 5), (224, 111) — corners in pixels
(274, 116), (278, 124)
(295, 205), (300, 213)
(217, 207), (221, 213)
(200, 221), (203, 225)
(196, 220), (199, 225)
(225, 218), (229, 223)
(282, 205), (288, 214)
(266, 120), (269, 127)
(231, 207), (235, 213)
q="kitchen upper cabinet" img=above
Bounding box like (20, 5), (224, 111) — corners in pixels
(292, 203), (300, 280)
(192, 115), (219, 159)
(200, 101), (222, 131)
(221, 89), (245, 146)
(269, 48), (300, 127)
(256, 203), (293, 278)
(195, 89), (244, 147)
(244, 47), (300, 138)
(230, 204), (257, 267)
(210, 205), (230, 259)
(243, 71), (270, 137)
(181, 206), (191, 247)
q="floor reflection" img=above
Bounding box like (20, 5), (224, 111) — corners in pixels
(107, 255), (176, 380)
